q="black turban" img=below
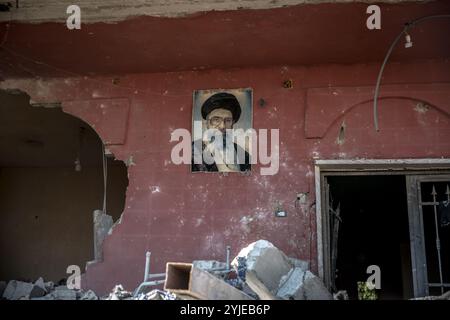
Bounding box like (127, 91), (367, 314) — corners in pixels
(201, 92), (241, 122)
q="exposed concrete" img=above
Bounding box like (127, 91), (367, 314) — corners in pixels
(193, 260), (228, 271)
(277, 269), (332, 300)
(0, 0), (424, 23)
(2, 280), (34, 300)
(29, 278), (47, 298)
(93, 210), (114, 262)
(289, 257), (309, 271)
(232, 240), (293, 300)
(80, 289), (98, 300)
(53, 286), (78, 300)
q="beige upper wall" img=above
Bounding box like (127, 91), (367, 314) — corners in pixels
(0, 0), (428, 23)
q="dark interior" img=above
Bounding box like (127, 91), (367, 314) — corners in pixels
(327, 175), (413, 300)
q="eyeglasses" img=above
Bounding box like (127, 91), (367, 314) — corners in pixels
(208, 116), (234, 127)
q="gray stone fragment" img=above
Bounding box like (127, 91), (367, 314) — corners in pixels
(276, 269), (332, 300)
(53, 286), (77, 300)
(93, 210), (113, 261)
(2, 280), (34, 300)
(80, 290), (98, 300)
(105, 284), (133, 300)
(232, 240), (292, 300)
(44, 281), (54, 292)
(30, 277), (47, 298)
(193, 260), (228, 271)
(31, 294), (55, 300)
(288, 258), (309, 271)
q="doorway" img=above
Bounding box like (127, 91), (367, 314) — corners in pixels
(316, 160), (450, 299)
(327, 175), (412, 299)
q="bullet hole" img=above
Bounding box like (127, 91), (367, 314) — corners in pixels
(336, 122), (346, 146)
(34, 215), (39, 220)
(112, 78), (120, 85)
(283, 79), (293, 89)
(259, 98), (266, 108)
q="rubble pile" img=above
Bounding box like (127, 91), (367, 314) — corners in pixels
(0, 278), (98, 300)
(0, 239), (335, 301)
(162, 239), (332, 300)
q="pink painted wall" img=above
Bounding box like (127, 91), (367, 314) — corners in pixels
(2, 58), (450, 295)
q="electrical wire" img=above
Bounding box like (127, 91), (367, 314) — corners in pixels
(373, 14), (450, 131)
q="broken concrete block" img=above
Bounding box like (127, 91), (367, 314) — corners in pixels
(80, 290), (98, 300)
(277, 269), (332, 300)
(288, 257), (309, 271)
(334, 290), (349, 300)
(44, 281), (54, 292)
(93, 210), (113, 261)
(193, 260), (228, 271)
(106, 284), (133, 300)
(165, 263), (253, 300)
(29, 277), (47, 298)
(30, 285), (46, 299)
(34, 278), (47, 292)
(136, 289), (176, 300)
(2, 280), (34, 300)
(30, 294), (55, 300)
(231, 240), (292, 300)
(53, 286), (77, 300)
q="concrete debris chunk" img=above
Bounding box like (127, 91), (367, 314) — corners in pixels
(288, 257), (309, 271)
(80, 289), (98, 300)
(105, 284), (133, 300)
(193, 260), (228, 271)
(334, 290), (349, 300)
(276, 269), (332, 300)
(2, 280), (34, 300)
(44, 281), (54, 292)
(137, 289), (176, 300)
(30, 294), (55, 300)
(53, 286), (77, 300)
(231, 240), (292, 300)
(34, 277), (47, 292)
(29, 284), (46, 299)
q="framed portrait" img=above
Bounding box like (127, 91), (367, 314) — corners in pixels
(191, 88), (253, 173)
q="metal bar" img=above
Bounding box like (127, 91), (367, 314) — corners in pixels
(420, 202), (439, 206)
(144, 251), (151, 282)
(142, 279), (166, 286)
(431, 185), (444, 295)
(428, 283), (450, 287)
(134, 279), (167, 297)
(226, 246), (231, 270)
(147, 273), (166, 279)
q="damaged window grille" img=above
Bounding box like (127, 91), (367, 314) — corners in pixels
(418, 183), (450, 295)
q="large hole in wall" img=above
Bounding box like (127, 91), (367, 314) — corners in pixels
(0, 89), (128, 283)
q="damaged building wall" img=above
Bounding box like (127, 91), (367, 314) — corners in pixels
(0, 0), (424, 23)
(1, 58), (449, 295)
(0, 91), (129, 283)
